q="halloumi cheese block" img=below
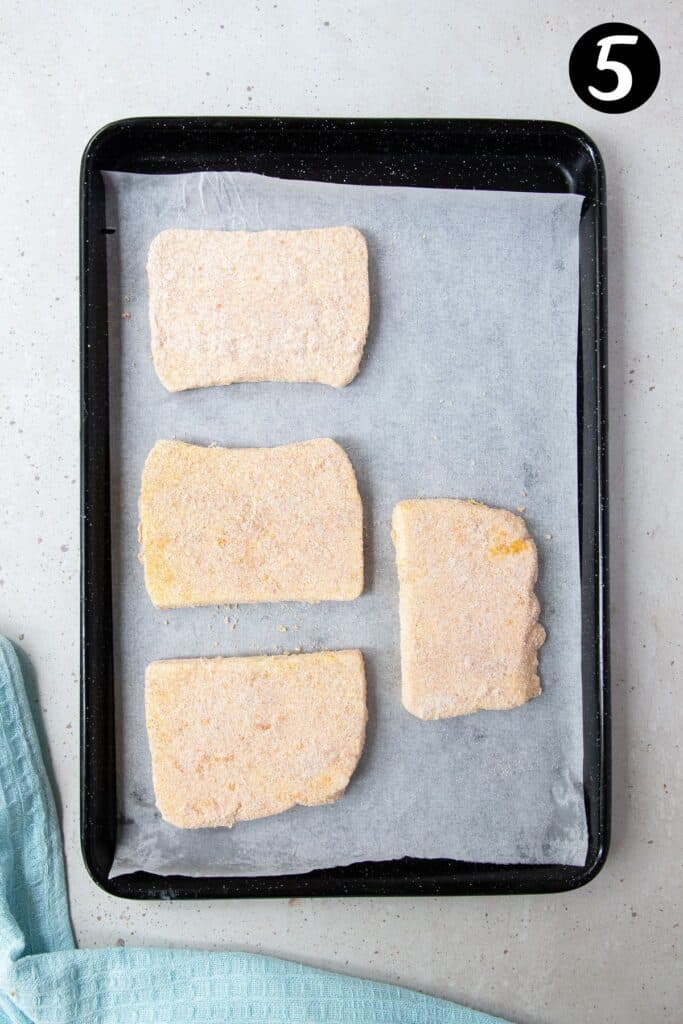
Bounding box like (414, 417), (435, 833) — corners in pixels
(139, 438), (363, 607)
(145, 651), (367, 828)
(392, 499), (545, 719)
(147, 227), (370, 391)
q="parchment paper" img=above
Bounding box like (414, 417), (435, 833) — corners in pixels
(103, 170), (588, 877)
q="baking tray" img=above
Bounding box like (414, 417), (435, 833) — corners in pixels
(80, 117), (609, 898)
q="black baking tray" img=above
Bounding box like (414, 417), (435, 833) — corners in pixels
(80, 117), (609, 898)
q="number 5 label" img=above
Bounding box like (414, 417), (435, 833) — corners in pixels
(569, 23), (660, 114)
(589, 35), (639, 101)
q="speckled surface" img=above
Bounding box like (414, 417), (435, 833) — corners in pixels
(0, 2), (680, 1023)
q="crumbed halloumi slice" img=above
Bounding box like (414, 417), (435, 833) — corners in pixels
(147, 226), (370, 391)
(392, 499), (545, 719)
(139, 437), (363, 607)
(145, 651), (367, 828)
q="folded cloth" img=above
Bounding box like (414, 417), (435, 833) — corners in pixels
(0, 636), (511, 1024)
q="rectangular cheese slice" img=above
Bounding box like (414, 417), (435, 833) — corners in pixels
(147, 226), (370, 391)
(145, 651), (367, 828)
(139, 438), (363, 607)
(392, 499), (545, 719)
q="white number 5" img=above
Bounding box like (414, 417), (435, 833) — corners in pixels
(589, 34), (639, 101)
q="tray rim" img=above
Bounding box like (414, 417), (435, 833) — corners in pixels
(80, 116), (610, 899)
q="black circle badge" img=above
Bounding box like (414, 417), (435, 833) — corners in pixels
(569, 23), (660, 113)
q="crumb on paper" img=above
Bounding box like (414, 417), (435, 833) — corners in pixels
(516, 506), (526, 513)
(121, 311), (131, 319)
(278, 625), (287, 633)
(544, 533), (553, 541)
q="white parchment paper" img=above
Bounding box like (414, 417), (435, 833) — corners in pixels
(103, 170), (587, 876)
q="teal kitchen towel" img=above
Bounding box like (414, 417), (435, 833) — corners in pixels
(0, 636), (510, 1024)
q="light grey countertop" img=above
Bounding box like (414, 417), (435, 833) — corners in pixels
(0, 2), (680, 1022)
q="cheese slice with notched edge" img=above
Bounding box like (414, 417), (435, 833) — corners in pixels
(147, 227), (370, 391)
(145, 651), (367, 828)
(392, 499), (545, 720)
(138, 437), (364, 608)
